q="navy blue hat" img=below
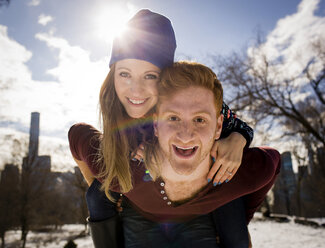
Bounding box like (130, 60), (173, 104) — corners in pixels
(109, 9), (176, 69)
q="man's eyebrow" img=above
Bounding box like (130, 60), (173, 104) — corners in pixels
(161, 110), (212, 116)
(192, 111), (213, 116)
(144, 70), (160, 74)
(161, 110), (180, 115)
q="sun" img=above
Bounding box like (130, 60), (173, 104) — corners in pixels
(94, 5), (132, 43)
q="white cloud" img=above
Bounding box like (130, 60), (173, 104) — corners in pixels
(0, 25), (109, 171)
(247, 0), (325, 111)
(0, 25), (32, 83)
(0, 24), (109, 132)
(246, 0), (325, 167)
(34, 32), (109, 128)
(248, 0), (325, 81)
(28, 0), (41, 6)
(38, 14), (53, 26)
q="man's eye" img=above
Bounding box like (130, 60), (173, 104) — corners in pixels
(168, 116), (179, 121)
(145, 74), (158, 80)
(194, 117), (206, 123)
(119, 72), (130, 78)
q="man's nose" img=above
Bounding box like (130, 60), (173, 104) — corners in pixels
(176, 122), (195, 143)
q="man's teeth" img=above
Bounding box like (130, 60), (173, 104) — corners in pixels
(129, 98), (145, 104)
(175, 145), (197, 156)
(176, 146), (195, 150)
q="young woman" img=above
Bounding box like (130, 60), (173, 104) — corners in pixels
(69, 9), (263, 248)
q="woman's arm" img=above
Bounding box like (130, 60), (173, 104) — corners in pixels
(68, 123), (123, 248)
(220, 102), (254, 147)
(73, 156), (94, 186)
(208, 102), (254, 185)
(220, 103), (254, 148)
(68, 123), (102, 179)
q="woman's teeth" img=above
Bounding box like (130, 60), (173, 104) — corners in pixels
(129, 98), (145, 104)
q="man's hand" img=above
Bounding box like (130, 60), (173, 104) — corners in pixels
(207, 132), (246, 185)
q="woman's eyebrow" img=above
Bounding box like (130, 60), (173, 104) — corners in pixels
(116, 67), (131, 71)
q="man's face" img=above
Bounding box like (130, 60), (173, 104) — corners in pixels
(155, 86), (223, 175)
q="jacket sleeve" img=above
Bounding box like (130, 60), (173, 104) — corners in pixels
(220, 102), (254, 148)
(243, 147), (281, 224)
(68, 123), (102, 177)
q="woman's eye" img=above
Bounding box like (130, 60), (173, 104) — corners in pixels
(145, 74), (158, 80)
(119, 72), (130, 78)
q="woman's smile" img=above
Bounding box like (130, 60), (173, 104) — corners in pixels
(127, 97), (149, 106)
(114, 59), (160, 118)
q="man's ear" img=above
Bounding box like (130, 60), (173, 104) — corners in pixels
(153, 113), (158, 137)
(214, 114), (224, 140)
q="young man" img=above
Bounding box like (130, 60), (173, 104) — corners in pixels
(116, 61), (280, 247)
(69, 61), (280, 247)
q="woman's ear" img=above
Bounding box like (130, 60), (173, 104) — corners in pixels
(214, 114), (224, 140)
(153, 113), (158, 137)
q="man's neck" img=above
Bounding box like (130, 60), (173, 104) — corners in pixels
(160, 155), (211, 183)
(160, 156), (211, 202)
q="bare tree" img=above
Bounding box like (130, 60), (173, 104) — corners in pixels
(298, 145), (325, 217)
(212, 36), (325, 216)
(213, 35), (324, 148)
(70, 167), (89, 231)
(51, 171), (89, 228)
(0, 137), (27, 248)
(0, 164), (20, 248)
(19, 157), (55, 248)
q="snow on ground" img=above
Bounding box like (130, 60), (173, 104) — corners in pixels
(249, 215), (325, 248)
(3, 217), (325, 247)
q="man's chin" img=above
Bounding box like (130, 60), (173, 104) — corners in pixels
(170, 162), (196, 175)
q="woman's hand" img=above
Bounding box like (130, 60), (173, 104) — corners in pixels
(131, 143), (145, 162)
(207, 132), (246, 185)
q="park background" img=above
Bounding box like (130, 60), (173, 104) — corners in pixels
(0, 0), (324, 247)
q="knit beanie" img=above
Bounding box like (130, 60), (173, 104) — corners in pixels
(109, 9), (176, 69)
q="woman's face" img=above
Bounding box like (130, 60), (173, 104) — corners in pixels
(114, 59), (161, 118)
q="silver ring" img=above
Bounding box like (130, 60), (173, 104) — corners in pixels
(226, 170), (233, 175)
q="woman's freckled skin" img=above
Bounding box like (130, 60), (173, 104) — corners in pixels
(114, 59), (161, 118)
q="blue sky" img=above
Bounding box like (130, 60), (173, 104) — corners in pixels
(0, 0), (324, 171)
(1, 0), (319, 81)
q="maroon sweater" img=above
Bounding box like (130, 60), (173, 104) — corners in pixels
(69, 123), (281, 224)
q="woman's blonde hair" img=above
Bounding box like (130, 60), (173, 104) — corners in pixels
(97, 64), (139, 201)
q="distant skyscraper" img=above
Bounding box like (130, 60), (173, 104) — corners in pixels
(273, 151), (297, 215)
(0, 164), (19, 186)
(28, 112), (39, 166)
(23, 112), (51, 171)
(281, 152), (296, 196)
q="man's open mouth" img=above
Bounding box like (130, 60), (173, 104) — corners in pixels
(173, 145), (198, 158)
